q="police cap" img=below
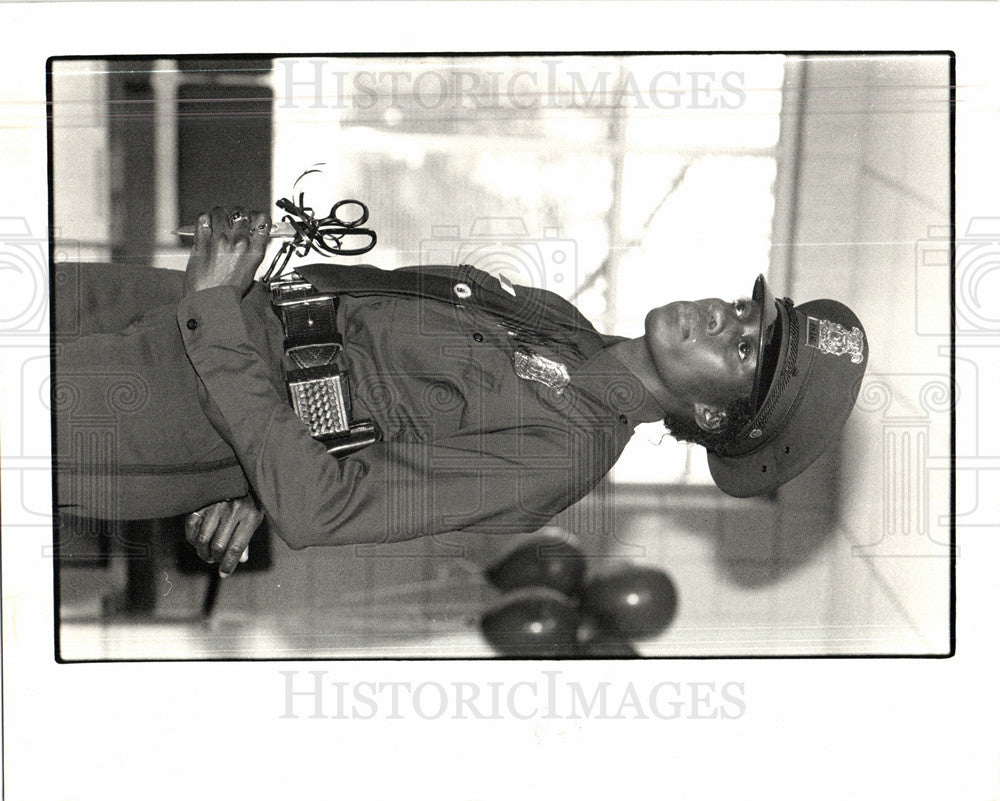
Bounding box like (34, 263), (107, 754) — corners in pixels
(707, 275), (868, 498)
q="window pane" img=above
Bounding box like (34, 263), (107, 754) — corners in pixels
(614, 155), (778, 338)
(269, 55), (787, 486)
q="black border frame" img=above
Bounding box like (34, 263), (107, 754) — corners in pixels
(40, 49), (957, 666)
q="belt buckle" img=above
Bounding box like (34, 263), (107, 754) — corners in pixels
(272, 286), (338, 308)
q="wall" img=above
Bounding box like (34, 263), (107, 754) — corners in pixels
(50, 60), (111, 263)
(766, 54), (952, 652)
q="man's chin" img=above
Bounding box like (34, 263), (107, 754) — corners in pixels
(644, 320), (681, 390)
(645, 304), (684, 350)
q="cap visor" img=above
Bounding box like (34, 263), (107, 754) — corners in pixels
(751, 275), (779, 410)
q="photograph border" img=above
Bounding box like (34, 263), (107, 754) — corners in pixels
(45, 48), (957, 664)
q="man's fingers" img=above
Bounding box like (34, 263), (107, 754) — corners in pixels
(185, 498), (260, 570)
(248, 211), (271, 264)
(185, 205), (265, 295)
(209, 207), (229, 237)
(192, 212), (212, 252)
(227, 206), (250, 227)
(185, 511), (205, 546)
(229, 208), (251, 250)
(196, 501), (230, 562)
(250, 211), (270, 238)
(208, 503), (241, 563)
(207, 207), (230, 259)
(218, 515), (261, 578)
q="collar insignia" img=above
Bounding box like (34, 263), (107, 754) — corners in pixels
(497, 273), (517, 297)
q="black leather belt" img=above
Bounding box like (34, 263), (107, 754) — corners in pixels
(269, 276), (381, 458)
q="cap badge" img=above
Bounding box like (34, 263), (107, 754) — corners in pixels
(513, 348), (570, 394)
(806, 317), (865, 364)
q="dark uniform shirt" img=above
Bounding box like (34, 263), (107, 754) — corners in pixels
(55, 263), (664, 549)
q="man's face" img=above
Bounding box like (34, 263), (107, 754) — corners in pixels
(644, 297), (762, 410)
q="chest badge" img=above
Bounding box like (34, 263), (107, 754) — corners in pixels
(513, 348), (570, 394)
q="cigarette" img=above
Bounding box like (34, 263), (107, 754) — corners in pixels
(172, 221), (298, 239)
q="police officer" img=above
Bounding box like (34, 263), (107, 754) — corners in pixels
(54, 207), (867, 576)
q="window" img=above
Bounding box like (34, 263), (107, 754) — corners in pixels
(271, 55), (787, 485)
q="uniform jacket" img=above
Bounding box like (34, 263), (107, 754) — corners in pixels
(54, 262), (663, 548)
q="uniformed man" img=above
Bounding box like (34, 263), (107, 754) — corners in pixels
(53, 207), (868, 577)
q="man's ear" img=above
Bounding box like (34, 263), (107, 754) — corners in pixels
(693, 402), (727, 433)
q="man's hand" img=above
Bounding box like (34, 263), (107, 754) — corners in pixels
(183, 206), (271, 296)
(185, 496), (264, 578)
